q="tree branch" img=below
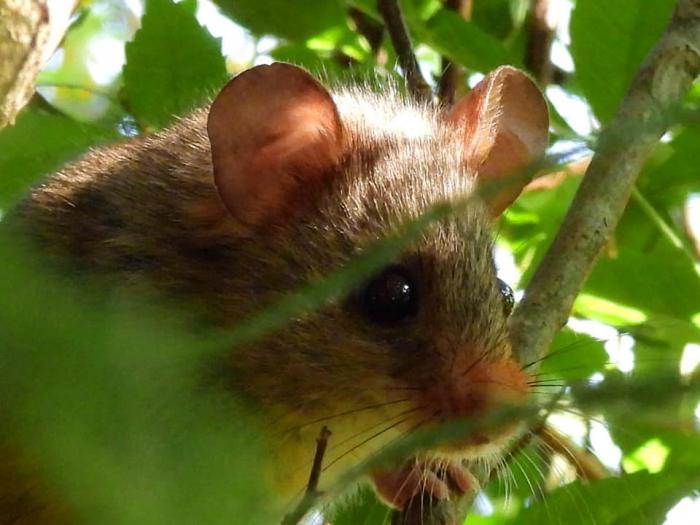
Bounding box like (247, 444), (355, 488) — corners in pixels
(395, 0), (700, 522)
(377, 0), (433, 102)
(0, 0), (77, 129)
(525, 0), (554, 85)
(510, 0), (700, 367)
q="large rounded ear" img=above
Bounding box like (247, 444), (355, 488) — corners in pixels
(446, 66), (549, 216)
(207, 63), (343, 227)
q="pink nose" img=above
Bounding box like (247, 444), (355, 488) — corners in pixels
(426, 354), (530, 419)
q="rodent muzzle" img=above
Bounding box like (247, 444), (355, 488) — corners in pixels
(419, 353), (530, 448)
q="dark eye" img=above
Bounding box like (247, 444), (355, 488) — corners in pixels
(497, 279), (515, 316)
(362, 265), (418, 323)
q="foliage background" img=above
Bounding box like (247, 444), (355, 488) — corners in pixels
(0, 0), (699, 523)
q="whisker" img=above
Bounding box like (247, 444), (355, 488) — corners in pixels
(321, 414), (420, 473)
(524, 444), (556, 521)
(550, 406), (645, 443)
(390, 457), (420, 513)
(274, 397), (413, 436)
(538, 436), (596, 524)
(530, 363), (607, 377)
(536, 431), (597, 490)
(287, 413), (435, 513)
(521, 338), (602, 371)
(512, 454), (540, 509)
(360, 412), (438, 475)
(326, 405), (426, 456)
(530, 391), (568, 398)
(461, 350), (489, 378)
(533, 365), (598, 375)
(290, 405), (427, 481)
(467, 377), (535, 391)
(520, 442), (549, 493)
(550, 406), (615, 429)
(378, 386), (424, 392)
(498, 455), (515, 507)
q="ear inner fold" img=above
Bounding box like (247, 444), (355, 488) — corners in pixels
(207, 62), (343, 228)
(447, 66), (549, 216)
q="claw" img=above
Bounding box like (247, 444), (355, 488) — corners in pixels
(371, 459), (478, 510)
(446, 462), (478, 493)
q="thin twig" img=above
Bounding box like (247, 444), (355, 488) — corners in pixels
(307, 426), (332, 496)
(525, 0), (554, 85)
(377, 0), (433, 102)
(510, 0), (700, 368)
(436, 0), (471, 105)
(280, 426), (332, 525)
(436, 60), (459, 106)
(349, 7), (385, 56)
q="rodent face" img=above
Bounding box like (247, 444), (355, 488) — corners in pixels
(222, 111), (531, 487)
(17, 63), (547, 508)
(204, 64), (547, 495)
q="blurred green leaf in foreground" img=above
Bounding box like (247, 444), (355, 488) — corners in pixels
(1, 0), (699, 524)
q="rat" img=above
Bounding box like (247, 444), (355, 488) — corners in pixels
(7, 62), (548, 521)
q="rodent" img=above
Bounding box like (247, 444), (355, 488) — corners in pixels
(5, 62), (548, 522)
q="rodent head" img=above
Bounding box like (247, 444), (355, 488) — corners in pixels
(206, 63), (548, 488)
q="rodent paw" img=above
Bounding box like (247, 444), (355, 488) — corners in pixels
(371, 459), (478, 510)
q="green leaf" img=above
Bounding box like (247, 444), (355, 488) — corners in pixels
(416, 8), (515, 72)
(123, 0), (228, 129)
(345, 0), (380, 21)
(327, 486), (391, 525)
(213, 0), (345, 41)
(570, 0), (676, 123)
(347, 0), (515, 72)
(471, 0), (514, 40)
(539, 328), (608, 382)
(604, 402), (700, 480)
(271, 44), (341, 75)
(509, 470), (700, 525)
(622, 438), (670, 474)
(583, 244), (700, 322)
(642, 125), (700, 210)
(626, 316), (699, 379)
(0, 238), (276, 524)
(574, 293), (647, 326)
(506, 169), (699, 327)
(0, 107), (117, 210)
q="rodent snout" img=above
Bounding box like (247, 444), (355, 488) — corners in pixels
(412, 352), (531, 452)
(424, 353), (530, 421)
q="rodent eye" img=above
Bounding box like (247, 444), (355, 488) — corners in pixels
(498, 278), (515, 316)
(362, 265), (418, 323)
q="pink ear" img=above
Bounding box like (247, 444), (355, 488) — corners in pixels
(447, 66), (549, 216)
(207, 63), (343, 227)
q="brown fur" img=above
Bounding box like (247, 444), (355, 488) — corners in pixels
(9, 75), (530, 519)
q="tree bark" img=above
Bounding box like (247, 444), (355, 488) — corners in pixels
(0, 0), (76, 129)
